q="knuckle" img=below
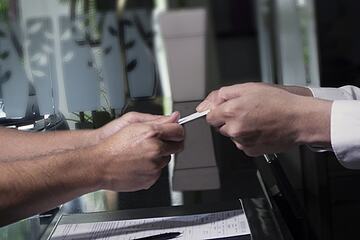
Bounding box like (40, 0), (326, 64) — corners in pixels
(228, 129), (240, 138)
(123, 112), (139, 124)
(208, 90), (219, 100)
(206, 112), (213, 122)
(218, 87), (228, 99)
(222, 104), (235, 117)
(227, 126), (242, 138)
(125, 111), (137, 120)
(145, 124), (159, 137)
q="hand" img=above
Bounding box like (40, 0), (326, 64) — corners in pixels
(197, 83), (276, 112)
(93, 116), (184, 192)
(96, 112), (180, 141)
(196, 83), (313, 112)
(197, 83), (332, 156)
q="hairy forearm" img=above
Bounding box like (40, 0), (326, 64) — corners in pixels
(0, 146), (102, 226)
(0, 128), (99, 161)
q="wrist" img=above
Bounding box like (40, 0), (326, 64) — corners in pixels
(77, 145), (106, 190)
(86, 142), (114, 190)
(294, 96), (332, 146)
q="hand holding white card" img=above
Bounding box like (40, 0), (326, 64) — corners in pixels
(178, 110), (210, 125)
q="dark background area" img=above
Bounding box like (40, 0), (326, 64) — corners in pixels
(300, 0), (360, 239)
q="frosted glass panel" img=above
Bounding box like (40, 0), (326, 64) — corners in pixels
(123, 10), (156, 98)
(0, 23), (29, 118)
(101, 12), (125, 110)
(1, 1), (129, 128)
(159, 9), (207, 102)
(26, 18), (59, 115)
(60, 16), (101, 112)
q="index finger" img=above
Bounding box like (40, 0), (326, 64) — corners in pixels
(206, 98), (239, 128)
(125, 112), (180, 124)
(206, 107), (226, 128)
(196, 90), (225, 112)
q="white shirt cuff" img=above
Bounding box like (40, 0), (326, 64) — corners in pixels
(308, 86), (360, 100)
(331, 100), (360, 169)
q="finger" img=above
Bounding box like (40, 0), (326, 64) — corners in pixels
(127, 112), (180, 125)
(196, 91), (216, 112)
(206, 108), (226, 128)
(196, 90), (225, 112)
(232, 140), (245, 150)
(207, 96), (245, 128)
(164, 112), (180, 123)
(151, 112), (180, 125)
(124, 112), (164, 124)
(231, 139), (259, 157)
(218, 84), (244, 101)
(218, 124), (232, 137)
(156, 123), (185, 142)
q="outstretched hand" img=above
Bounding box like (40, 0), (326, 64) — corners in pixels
(197, 83), (332, 156)
(96, 112), (180, 141)
(93, 113), (184, 192)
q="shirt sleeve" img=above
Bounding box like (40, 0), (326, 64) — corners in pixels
(308, 85), (360, 169)
(309, 85), (360, 100)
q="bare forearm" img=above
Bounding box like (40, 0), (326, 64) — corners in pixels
(294, 96), (332, 147)
(278, 86), (331, 146)
(0, 147), (102, 226)
(0, 128), (99, 161)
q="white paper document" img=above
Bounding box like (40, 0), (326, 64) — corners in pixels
(50, 210), (250, 240)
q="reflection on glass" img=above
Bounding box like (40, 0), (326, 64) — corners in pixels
(60, 15), (101, 112)
(122, 10), (156, 99)
(101, 12), (126, 110)
(26, 18), (59, 115)
(0, 20), (29, 118)
(0, 0), (130, 129)
(296, 0), (320, 87)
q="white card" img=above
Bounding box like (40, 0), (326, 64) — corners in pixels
(178, 110), (210, 125)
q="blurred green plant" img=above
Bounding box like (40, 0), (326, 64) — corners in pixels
(58, 0), (116, 129)
(0, 0), (8, 21)
(297, 4), (311, 84)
